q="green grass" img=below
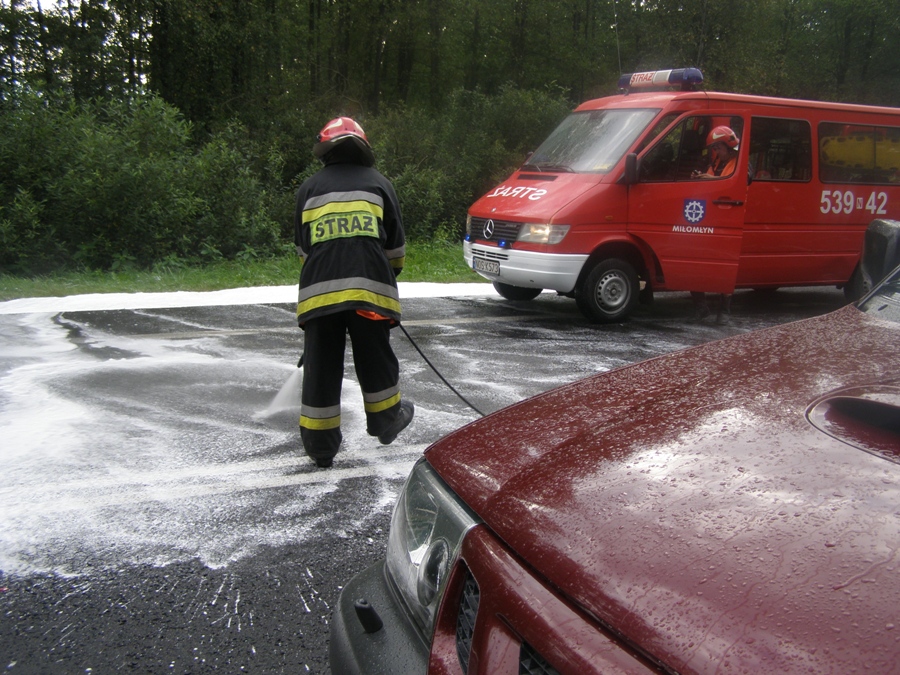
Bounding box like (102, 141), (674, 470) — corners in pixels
(0, 241), (487, 301)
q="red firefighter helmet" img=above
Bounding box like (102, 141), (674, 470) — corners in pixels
(706, 125), (739, 150)
(313, 117), (375, 165)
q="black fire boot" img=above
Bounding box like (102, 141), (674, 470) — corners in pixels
(378, 401), (415, 445)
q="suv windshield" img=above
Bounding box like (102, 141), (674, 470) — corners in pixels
(859, 264), (900, 324)
(525, 109), (658, 174)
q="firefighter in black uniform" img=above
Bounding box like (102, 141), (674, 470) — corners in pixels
(294, 117), (414, 468)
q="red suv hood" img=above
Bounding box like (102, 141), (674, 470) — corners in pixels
(426, 306), (900, 673)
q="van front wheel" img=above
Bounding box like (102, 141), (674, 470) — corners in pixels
(576, 259), (639, 323)
(492, 281), (542, 301)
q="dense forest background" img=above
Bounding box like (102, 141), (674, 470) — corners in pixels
(1, 0), (899, 272)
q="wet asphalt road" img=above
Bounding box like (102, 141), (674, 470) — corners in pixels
(0, 286), (849, 674)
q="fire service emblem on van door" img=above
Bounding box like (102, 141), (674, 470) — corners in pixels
(684, 199), (706, 223)
(483, 219), (495, 239)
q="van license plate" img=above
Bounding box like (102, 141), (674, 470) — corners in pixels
(474, 258), (500, 275)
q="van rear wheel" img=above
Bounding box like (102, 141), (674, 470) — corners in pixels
(576, 259), (639, 323)
(492, 281), (542, 301)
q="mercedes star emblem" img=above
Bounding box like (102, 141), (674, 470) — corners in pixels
(483, 219), (495, 239)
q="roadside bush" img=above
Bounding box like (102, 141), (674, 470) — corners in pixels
(0, 93), (284, 273)
(0, 188), (61, 274)
(1, 85), (570, 274)
(389, 165), (454, 241)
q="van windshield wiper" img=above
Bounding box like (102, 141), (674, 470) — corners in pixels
(521, 163), (574, 173)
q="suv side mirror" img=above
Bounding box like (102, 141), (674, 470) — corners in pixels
(622, 153), (639, 185)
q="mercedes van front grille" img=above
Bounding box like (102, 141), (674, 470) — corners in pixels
(470, 217), (521, 242)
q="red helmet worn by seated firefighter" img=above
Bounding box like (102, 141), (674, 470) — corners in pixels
(313, 117), (375, 166)
(707, 125), (740, 150)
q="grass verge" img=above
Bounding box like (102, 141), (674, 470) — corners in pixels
(0, 241), (486, 301)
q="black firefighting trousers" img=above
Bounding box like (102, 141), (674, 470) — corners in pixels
(299, 310), (401, 461)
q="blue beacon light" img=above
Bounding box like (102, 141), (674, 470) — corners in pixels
(617, 68), (703, 92)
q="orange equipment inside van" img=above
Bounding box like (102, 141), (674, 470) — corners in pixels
(463, 68), (900, 322)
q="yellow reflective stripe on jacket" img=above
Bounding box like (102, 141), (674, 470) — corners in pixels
(303, 199), (384, 224)
(385, 245), (405, 271)
(296, 288), (402, 317)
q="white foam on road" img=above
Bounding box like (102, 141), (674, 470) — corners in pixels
(0, 282), (500, 314)
(0, 288), (492, 575)
(0, 320), (442, 575)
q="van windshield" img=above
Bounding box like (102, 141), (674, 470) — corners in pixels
(524, 109), (658, 174)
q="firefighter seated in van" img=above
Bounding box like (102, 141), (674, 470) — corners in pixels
(688, 125), (740, 324)
(691, 126), (740, 179)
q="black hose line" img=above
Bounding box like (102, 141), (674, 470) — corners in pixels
(397, 322), (485, 418)
(295, 326), (485, 418)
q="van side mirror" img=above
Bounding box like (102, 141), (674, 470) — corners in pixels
(623, 153), (639, 185)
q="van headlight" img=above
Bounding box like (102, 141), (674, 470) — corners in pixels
(517, 223), (570, 244)
(385, 458), (479, 637)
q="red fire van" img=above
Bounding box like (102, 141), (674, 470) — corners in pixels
(463, 68), (900, 322)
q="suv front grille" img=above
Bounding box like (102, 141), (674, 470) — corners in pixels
(520, 641), (560, 675)
(455, 570), (480, 673)
(454, 571), (559, 675)
(469, 217), (521, 242)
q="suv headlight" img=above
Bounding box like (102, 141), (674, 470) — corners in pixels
(517, 223), (570, 244)
(385, 458), (479, 637)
